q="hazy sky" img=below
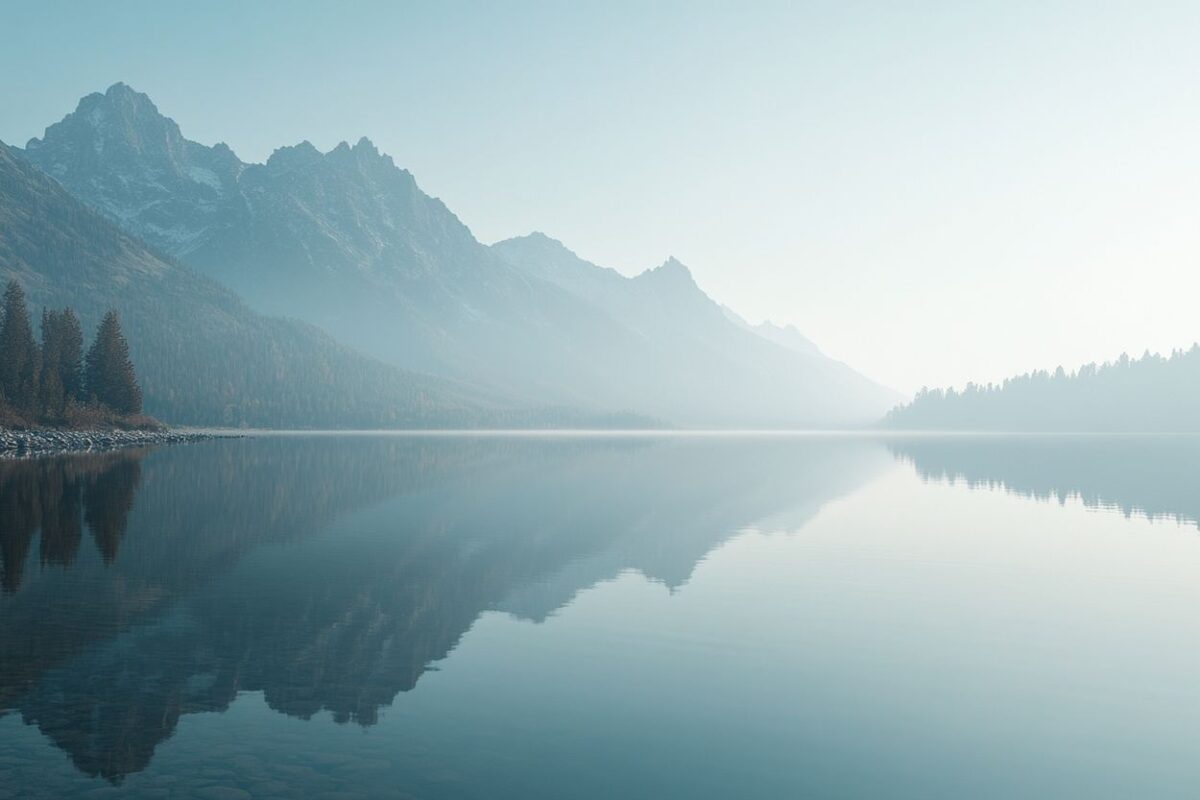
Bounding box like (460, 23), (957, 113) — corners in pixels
(4, 1), (1200, 393)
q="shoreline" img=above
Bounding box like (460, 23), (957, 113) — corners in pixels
(0, 428), (226, 458)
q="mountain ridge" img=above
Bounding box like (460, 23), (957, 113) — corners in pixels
(492, 232), (903, 425)
(0, 139), (506, 427)
(19, 83), (902, 427)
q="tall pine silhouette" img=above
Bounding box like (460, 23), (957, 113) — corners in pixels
(38, 308), (86, 418)
(85, 312), (142, 415)
(58, 309), (84, 402)
(39, 309), (66, 417)
(0, 281), (40, 413)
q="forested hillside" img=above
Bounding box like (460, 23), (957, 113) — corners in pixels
(0, 142), (491, 428)
(886, 348), (1200, 431)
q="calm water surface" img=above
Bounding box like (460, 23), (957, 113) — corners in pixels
(1, 433), (1199, 798)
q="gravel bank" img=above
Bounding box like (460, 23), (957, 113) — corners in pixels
(0, 428), (221, 458)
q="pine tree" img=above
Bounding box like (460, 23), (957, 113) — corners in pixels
(0, 281), (40, 414)
(37, 308), (84, 419)
(59, 308), (84, 402)
(84, 311), (142, 415)
(39, 309), (67, 418)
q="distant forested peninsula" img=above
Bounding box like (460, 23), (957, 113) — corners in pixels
(886, 347), (1200, 432)
(0, 280), (150, 430)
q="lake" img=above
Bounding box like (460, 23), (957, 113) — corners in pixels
(1, 433), (1199, 798)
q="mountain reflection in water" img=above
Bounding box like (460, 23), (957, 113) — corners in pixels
(0, 434), (888, 782)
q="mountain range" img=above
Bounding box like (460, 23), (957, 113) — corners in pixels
(7, 83), (901, 427)
(0, 141), (496, 427)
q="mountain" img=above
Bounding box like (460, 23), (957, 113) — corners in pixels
(0, 140), (493, 427)
(21, 84), (244, 260)
(19, 85), (644, 412)
(20, 83), (900, 427)
(885, 348), (1200, 431)
(720, 305), (822, 357)
(493, 232), (901, 426)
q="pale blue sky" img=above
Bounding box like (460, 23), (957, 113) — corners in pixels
(5, 1), (1200, 393)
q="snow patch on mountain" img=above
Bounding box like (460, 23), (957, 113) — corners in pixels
(187, 165), (222, 190)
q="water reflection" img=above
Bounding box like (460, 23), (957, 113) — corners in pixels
(0, 451), (143, 592)
(0, 435), (889, 783)
(890, 434), (1200, 526)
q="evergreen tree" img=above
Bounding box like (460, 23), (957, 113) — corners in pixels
(59, 308), (84, 402)
(38, 308), (85, 418)
(39, 309), (66, 418)
(0, 281), (40, 414)
(84, 311), (142, 415)
(84, 457), (141, 564)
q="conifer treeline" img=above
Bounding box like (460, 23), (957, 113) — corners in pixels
(0, 280), (142, 426)
(886, 346), (1200, 432)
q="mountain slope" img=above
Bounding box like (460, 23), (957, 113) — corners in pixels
(493, 232), (902, 426)
(721, 305), (822, 357)
(21, 83), (901, 427)
(0, 140), (489, 427)
(21, 85), (642, 408)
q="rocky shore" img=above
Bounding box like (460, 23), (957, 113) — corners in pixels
(0, 428), (222, 458)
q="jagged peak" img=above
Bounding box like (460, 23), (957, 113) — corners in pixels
(29, 85), (409, 179)
(300, 137), (398, 173)
(493, 232), (609, 272)
(261, 141), (325, 175)
(267, 140), (320, 163)
(89, 82), (162, 120)
(722, 310), (824, 358)
(638, 256), (697, 287)
(351, 137), (399, 172)
(497, 231), (571, 252)
(26, 82), (176, 153)
(104, 81), (141, 100)
(256, 138), (429, 205)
